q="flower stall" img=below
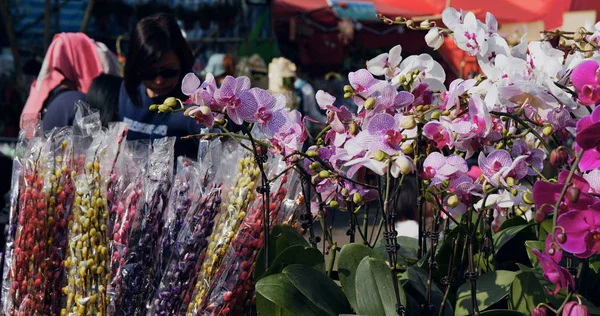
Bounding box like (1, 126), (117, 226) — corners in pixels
(4, 5), (600, 316)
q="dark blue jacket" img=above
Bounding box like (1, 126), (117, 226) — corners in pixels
(118, 83), (202, 158)
(42, 87), (86, 131)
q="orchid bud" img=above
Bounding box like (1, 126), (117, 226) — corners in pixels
(406, 20), (415, 28)
(534, 210), (546, 223)
(342, 188), (349, 196)
(532, 306), (548, 316)
(550, 147), (570, 168)
(400, 115), (416, 129)
(319, 170), (330, 178)
(567, 186), (581, 204)
(343, 85), (353, 93)
(556, 233), (567, 244)
(353, 192), (363, 205)
(396, 155), (415, 175)
(329, 200), (340, 208)
(563, 301), (589, 316)
(416, 105), (424, 112)
(506, 177), (515, 187)
(149, 104), (159, 111)
(306, 150), (319, 158)
(523, 192), (534, 205)
(364, 97), (376, 110)
(344, 92), (353, 98)
(402, 143), (413, 155)
(573, 32), (584, 43)
(164, 97), (178, 108)
(425, 27), (444, 50)
(542, 124), (553, 136)
(398, 75), (407, 85)
(158, 104), (173, 113)
(374, 150), (386, 161)
(349, 122), (359, 135)
(515, 208), (523, 216)
(431, 111), (441, 120)
(309, 162), (321, 172)
(447, 194), (459, 208)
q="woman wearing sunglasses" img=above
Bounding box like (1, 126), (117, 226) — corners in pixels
(119, 13), (202, 158)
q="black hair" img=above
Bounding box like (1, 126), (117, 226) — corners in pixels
(392, 175), (418, 222)
(85, 74), (122, 126)
(124, 13), (193, 106)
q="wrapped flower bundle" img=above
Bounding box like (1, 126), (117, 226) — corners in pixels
(114, 137), (175, 315)
(42, 129), (76, 315)
(187, 151), (260, 314)
(149, 183), (222, 315)
(5, 137), (48, 315)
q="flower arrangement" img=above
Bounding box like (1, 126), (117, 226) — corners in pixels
(144, 6), (600, 315)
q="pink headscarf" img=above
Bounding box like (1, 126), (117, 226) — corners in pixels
(20, 33), (111, 129)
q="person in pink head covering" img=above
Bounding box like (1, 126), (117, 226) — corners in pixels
(20, 32), (120, 130)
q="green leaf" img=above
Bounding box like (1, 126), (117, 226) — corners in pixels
(256, 293), (296, 316)
(337, 243), (376, 312)
(255, 225), (309, 281)
(455, 270), (518, 316)
(479, 310), (526, 315)
(590, 256), (600, 274)
(493, 224), (534, 254)
(508, 272), (546, 314)
(374, 236), (419, 263)
(499, 216), (528, 230)
(283, 264), (352, 315)
(256, 273), (329, 316)
(355, 257), (407, 316)
(259, 245), (325, 280)
(405, 266), (453, 316)
(524, 241), (545, 268)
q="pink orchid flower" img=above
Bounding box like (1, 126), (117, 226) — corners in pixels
(478, 150), (528, 186)
(533, 171), (598, 215)
(546, 233), (563, 264)
(570, 59), (600, 106)
(316, 90), (353, 134)
(239, 88), (289, 137)
(423, 118), (455, 149)
(213, 75), (252, 125)
(442, 78), (477, 110)
(563, 301), (590, 316)
(576, 106), (600, 172)
(531, 249), (575, 296)
(556, 208), (600, 258)
(345, 113), (403, 157)
(511, 140), (545, 176)
(422, 152), (468, 186)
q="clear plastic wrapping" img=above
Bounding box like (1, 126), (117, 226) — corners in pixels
(113, 137), (175, 315)
(186, 140), (261, 314)
(42, 127), (76, 315)
(61, 102), (121, 315)
(3, 134), (47, 315)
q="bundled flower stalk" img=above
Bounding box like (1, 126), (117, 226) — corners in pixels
(5, 137), (48, 315)
(61, 110), (125, 315)
(148, 183), (222, 315)
(186, 152), (260, 314)
(106, 140), (149, 315)
(42, 129), (76, 315)
(114, 137), (175, 315)
(199, 167), (296, 315)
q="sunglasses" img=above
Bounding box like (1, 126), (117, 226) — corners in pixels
(139, 69), (180, 80)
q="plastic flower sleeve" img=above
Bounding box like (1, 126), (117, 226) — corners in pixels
(115, 137), (175, 315)
(1, 156), (22, 315)
(42, 127), (76, 315)
(198, 160), (293, 315)
(61, 103), (114, 315)
(106, 140), (149, 315)
(7, 136), (48, 315)
(148, 183), (222, 315)
(187, 140), (261, 314)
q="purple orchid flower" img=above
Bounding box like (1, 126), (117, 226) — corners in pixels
(348, 69), (388, 109)
(270, 113), (307, 157)
(239, 88), (289, 136)
(545, 233), (563, 264)
(213, 75), (252, 125)
(345, 113), (403, 157)
(423, 118), (455, 149)
(478, 150), (528, 187)
(531, 249), (575, 296)
(563, 301), (590, 316)
(556, 208), (600, 258)
(570, 59), (600, 106)
(511, 140), (545, 176)
(421, 152), (468, 186)
(316, 90), (353, 134)
(410, 82), (434, 108)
